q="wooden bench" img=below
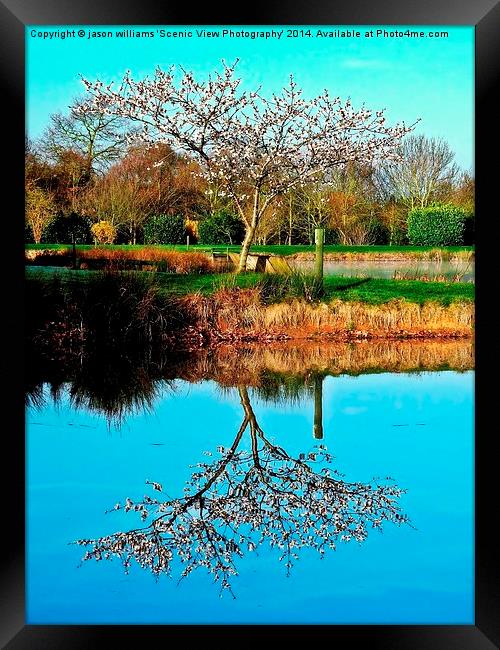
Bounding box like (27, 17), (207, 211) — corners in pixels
(211, 248), (230, 260)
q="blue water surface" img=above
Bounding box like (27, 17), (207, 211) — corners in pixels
(26, 370), (474, 624)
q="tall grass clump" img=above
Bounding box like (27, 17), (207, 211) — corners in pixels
(79, 248), (215, 274)
(26, 247), (215, 274)
(257, 272), (325, 304)
(26, 271), (197, 360)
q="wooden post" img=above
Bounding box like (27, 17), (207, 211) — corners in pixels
(71, 233), (76, 270)
(314, 227), (324, 283)
(186, 235), (190, 249)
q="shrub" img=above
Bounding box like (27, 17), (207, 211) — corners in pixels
(407, 204), (466, 246)
(91, 221), (117, 245)
(41, 212), (93, 244)
(144, 214), (186, 245)
(463, 214), (475, 245)
(185, 218), (199, 243)
(25, 223), (34, 243)
(367, 219), (390, 245)
(197, 210), (245, 245)
(26, 271), (195, 355)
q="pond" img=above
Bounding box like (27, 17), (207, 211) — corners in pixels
(25, 256), (475, 283)
(290, 259), (475, 282)
(26, 341), (474, 624)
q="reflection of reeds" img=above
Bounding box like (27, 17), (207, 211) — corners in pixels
(26, 338), (474, 422)
(292, 249), (474, 262)
(392, 251), (474, 283)
(177, 339), (474, 388)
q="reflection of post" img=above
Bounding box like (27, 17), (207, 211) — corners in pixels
(313, 375), (324, 439)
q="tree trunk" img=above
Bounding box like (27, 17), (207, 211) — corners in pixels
(238, 225), (256, 273)
(238, 195), (259, 273)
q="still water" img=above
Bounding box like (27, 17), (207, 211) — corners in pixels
(26, 343), (474, 624)
(291, 259), (475, 282)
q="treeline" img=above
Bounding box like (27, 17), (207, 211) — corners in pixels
(26, 97), (475, 246)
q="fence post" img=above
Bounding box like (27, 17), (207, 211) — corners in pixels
(314, 227), (324, 283)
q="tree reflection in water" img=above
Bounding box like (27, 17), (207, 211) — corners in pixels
(75, 386), (410, 596)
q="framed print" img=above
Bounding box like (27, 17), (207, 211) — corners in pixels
(2, 0), (499, 646)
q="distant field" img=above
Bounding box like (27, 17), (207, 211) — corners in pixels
(25, 243), (474, 256)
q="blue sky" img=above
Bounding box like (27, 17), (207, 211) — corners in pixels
(26, 25), (474, 171)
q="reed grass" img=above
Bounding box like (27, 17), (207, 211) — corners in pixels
(26, 271), (474, 356)
(177, 284), (473, 339)
(26, 247), (215, 274)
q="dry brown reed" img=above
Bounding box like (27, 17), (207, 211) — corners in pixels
(25, 247), (215, 274)
(180, 288), (474, 340)
(179, 289), (474, 339)
(79, 248), (215, 273)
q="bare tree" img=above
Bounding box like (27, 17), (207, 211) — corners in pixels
(375, 135), (460, 210)
(304, 164), (375, 245)
(79, 61), (415, 270)
(293, 181), (333, 244)
(39, 97), (129, 174)
(449, 170), (475, 215)
(80, 143), (204, 243)
(379, 200), (408, 246)
(74, 386), (410, 596)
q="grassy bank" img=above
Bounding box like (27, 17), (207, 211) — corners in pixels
(26, 271), (474, 352)
(26, 267), (474, 305)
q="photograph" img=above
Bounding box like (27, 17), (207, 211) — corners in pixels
(22, 22), (480, 627)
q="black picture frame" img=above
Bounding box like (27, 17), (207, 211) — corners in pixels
(2, 0), (499, 647)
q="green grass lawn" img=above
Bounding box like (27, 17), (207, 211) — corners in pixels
(26, 267), (474, 306)
(25, 243), (474, 256)
(322, 276), (474, 305)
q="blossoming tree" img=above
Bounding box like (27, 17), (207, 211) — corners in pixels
(80, 61), (416, 271)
